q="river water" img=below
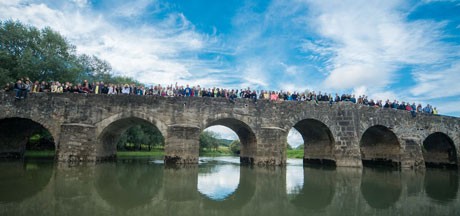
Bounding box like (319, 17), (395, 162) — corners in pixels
(0, 157), (459, 216)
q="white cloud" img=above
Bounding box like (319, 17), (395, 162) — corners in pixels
(205, 126), (238, 140)
(288, 128), (303, 148)
(302, 0), (449, 91)
(411, 62), (460, 99)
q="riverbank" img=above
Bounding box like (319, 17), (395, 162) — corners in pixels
(23, 149), (304, 159)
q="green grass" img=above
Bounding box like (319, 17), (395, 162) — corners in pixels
(286, 149), (304, 159)
(23, 148), (303, 159)
(24, 150), (55, 158)
(117, 150), (164, 157)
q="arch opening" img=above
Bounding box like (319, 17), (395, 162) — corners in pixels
(292, 119), (336, 166)
(204, 118), (257, 165)
(423, 132), (457, 169)
(360, 125), (400, 168)
(0, 118), (55, 159)
(97, 117), (164, 160)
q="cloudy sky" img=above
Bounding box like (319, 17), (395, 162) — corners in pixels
(1, 0), (459, 143)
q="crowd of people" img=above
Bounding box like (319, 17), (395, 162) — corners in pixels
(5, 78), (439, 116)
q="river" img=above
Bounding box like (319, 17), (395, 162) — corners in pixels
(0, 157), (459, 215)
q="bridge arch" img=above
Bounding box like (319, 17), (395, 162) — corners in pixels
(291, 119), (336, 166)
(0, 117), (56, 158)
(95, 113), (167, 160)
(423, 132), (457, 168)
(204, 118), (257, 164)
(360, 125), (401, 167)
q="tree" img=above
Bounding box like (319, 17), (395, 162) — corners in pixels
(199, 131), (220, 152)
(117, 125), (164, 151)
(0, 21), (83, 83)
(229, 140), (241, 155)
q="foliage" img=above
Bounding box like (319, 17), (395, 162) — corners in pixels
(199, 131), (220, 152)
(229, 140), (241, 155)
(287, 143), (293, 150)
(117, 125), (164, 151)
(286, 149), (304, 159)
(0, 20), (138, 86)
(27, 129), (55, 150)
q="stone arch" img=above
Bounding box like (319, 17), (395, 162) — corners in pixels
(95, 113), (167, 160)
(422, 132), (457, 168)
(204, 118), (257, 164)
(291, 119), (336, 166)
(360, 125), (401, 167)
(0, 117), (57, 158)
(199, 165), (256, 209)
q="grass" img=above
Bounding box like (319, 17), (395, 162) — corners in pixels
(23, 149), (305, 159)
(24, 150), (55, 158)
(286, 149), (304, 159)
(117, 150), (164, 157)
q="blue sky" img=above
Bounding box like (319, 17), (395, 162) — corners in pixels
(1, 0), (459, 119)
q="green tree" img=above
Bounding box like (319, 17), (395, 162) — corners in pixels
(229, 140), (241, 155)
(199, 131), (220, 152)
(0, 21), (83, 83)
(117, 125), (164, 151)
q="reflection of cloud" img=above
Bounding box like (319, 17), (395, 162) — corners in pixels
(198, 165), (240, 200)
(286, 165), (304, 195)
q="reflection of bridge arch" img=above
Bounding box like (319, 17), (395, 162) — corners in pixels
(424, 169), (459, 204)
(94, 161), (164, 210)
(0, 160), (54, 203)
(95, 114), (166, 160)
(361, 168), (402, 209)
(289, 167), (336, 210)
(204, 118), (257, 164)
(360, 125), (401, 167)
(0, 117), (56, 158)
(199, 165), (256, 209)
(423, 132), (458, 168)
(291, 119), (336, 166)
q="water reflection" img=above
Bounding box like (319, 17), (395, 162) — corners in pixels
(198, 157), (256, 209)
(0, 160), (53, 203)
(1, 157), (460, 215)
(95, 160), (163, 209)
(198, 164), (240, 200)
(425, 169), (459, 204)
(360, 168), (402, 209)
(289, 166), (336, 210)
(286, 160), (303, 196)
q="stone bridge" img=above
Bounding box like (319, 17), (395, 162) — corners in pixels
(0, 92), (459, 168)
